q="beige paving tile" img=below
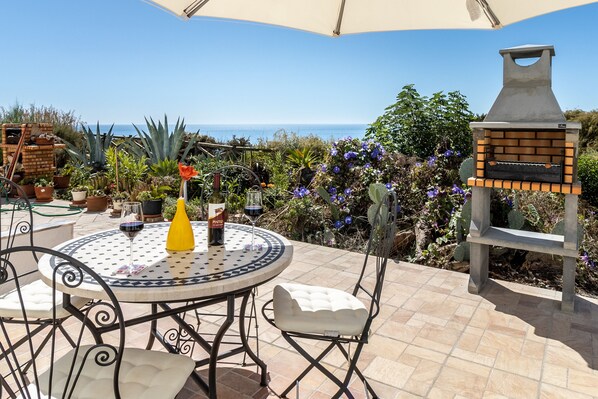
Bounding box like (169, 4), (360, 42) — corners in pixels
(434, 365), (488, 399)
(541, 363), (569, 388)
(495, 347), (544, 380)
(486, 369), (539, 399)
(545, 344), (593, 371)
(567, 368), (598, 396)
(521, 339), (546, 360)
(445, 357), (491, 378)
(363, 357), (415, 389)
(540, 383), (594, 399)
(451, 347), (496, 367)
(427, 386), (456, 399)
(401, 359), (442, 396)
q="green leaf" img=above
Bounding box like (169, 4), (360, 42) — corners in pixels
(316, 187), (331, 204)
(368, 183), (387, 203)
(508, 209), (525, 230)
(454, 242), (470, 261)
(459, 157), (474, 184)
(551, 220), (584, 245)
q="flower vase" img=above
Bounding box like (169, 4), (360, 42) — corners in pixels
(166, 198), (195, 251)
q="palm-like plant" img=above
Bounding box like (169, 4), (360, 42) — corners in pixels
(64, 122), (114, 172)
(132, 115), (198, 163)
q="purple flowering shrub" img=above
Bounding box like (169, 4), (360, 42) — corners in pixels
(313, 137), (388, 231)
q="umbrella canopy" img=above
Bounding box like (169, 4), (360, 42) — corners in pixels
(147, 0), (597, 36)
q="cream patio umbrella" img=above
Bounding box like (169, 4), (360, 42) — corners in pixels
(146, 0), (597, 36)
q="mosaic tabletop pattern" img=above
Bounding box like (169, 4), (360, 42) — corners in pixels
(38, 222), (293, 303)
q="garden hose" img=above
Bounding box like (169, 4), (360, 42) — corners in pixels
(0, 199), (83, 217)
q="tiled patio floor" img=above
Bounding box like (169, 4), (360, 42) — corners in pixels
(3, 201), (598, 398)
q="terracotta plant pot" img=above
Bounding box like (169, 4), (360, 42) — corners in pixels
(53, 175), (71, 189)
(19, 184), (35, 198)
(87, 195), (108, 212)
(71, 190), (87, 202)
(34, 186), (54, 202)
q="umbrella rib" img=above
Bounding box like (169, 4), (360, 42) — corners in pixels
(476, 0), (501, 28)
(184, 0), (211, 18)
(333, 0), (347, 36)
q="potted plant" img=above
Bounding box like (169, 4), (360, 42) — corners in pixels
(137, 185), (170, 216)
(34, 177), (54, 202)
(54, 163), (76, 189)
(87, 189), (109, 212)
(86, 173), (109, 212)
(71, 185), (88, 202)
(32, 132), (56, 146)
(111, 191), (130, 212)
(18, 177), (36, 198)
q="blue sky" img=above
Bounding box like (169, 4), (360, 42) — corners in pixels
(1, 1), (597, 125)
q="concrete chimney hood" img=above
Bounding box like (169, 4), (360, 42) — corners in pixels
(472, 45), (580, 130)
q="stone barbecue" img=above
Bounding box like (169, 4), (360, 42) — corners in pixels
(467, 45), (581, 195)
(466, 45), (581, 312)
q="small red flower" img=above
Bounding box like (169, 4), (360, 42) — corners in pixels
(178, 163), (198, 181)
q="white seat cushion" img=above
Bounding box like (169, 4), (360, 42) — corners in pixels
(32, 345), (195, 399)
(0, 279), (90, 319)
(273, 283), (369, 336)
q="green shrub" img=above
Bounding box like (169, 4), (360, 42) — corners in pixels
(565, 109), (598, 148)
(578, 151), (598, 206)
(365, 84), (474, 158)
(105, 147), (149, 193)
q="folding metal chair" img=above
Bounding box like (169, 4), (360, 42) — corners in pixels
(0, 245), (195, 398)
(262, 190), (398, 398)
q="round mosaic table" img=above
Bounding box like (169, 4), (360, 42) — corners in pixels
(38, 222), (293, 303)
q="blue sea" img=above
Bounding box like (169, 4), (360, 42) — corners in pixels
(97, 123), (368, 143)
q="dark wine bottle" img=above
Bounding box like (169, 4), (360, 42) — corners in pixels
(208, 172), (226, 245)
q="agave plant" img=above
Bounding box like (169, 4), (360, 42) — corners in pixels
(131, 115), (198, 163)
(64, 122), (114, 172)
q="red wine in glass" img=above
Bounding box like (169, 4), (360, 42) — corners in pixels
(118, 202), (144, 274)
(244, 189), (263, 251)
(119, 221), (145, 239)
(243, 205), (263, 222)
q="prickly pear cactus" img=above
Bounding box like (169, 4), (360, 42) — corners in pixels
(367, 183), (389, 227)
(455, 200), (472, 242)
(454, 242), (470, 262)
(461, 200), (472, 235)
(551, 220), (584, 245)
(459, 158), (474, 184)
(508, 209), (525, 230)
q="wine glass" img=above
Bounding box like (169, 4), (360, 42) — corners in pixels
(119, 202), (144, 273)
(244, 188), (263, 251)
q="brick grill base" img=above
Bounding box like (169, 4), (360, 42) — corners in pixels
(467, 177), (581, 194)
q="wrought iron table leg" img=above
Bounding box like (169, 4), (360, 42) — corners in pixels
(208, 295), (235, 399)
(239, 289), (268, 386)
(146, 303), (158, 350)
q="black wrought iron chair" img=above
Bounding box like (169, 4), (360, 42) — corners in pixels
(261, 190), (398, 399)
(0, 177), (92, 393)
(0, 245), (195, 398)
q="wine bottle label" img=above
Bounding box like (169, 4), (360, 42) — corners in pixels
(208, 203), (225, 228)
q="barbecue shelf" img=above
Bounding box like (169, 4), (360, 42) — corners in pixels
(467, 226), (578, 258)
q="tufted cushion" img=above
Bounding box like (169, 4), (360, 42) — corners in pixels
(0, 279), (90, 319)
(33, 345), (195, 399)
(273, 283), (369, 336)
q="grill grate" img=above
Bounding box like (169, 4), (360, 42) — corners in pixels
(485, 160), (562, 183)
